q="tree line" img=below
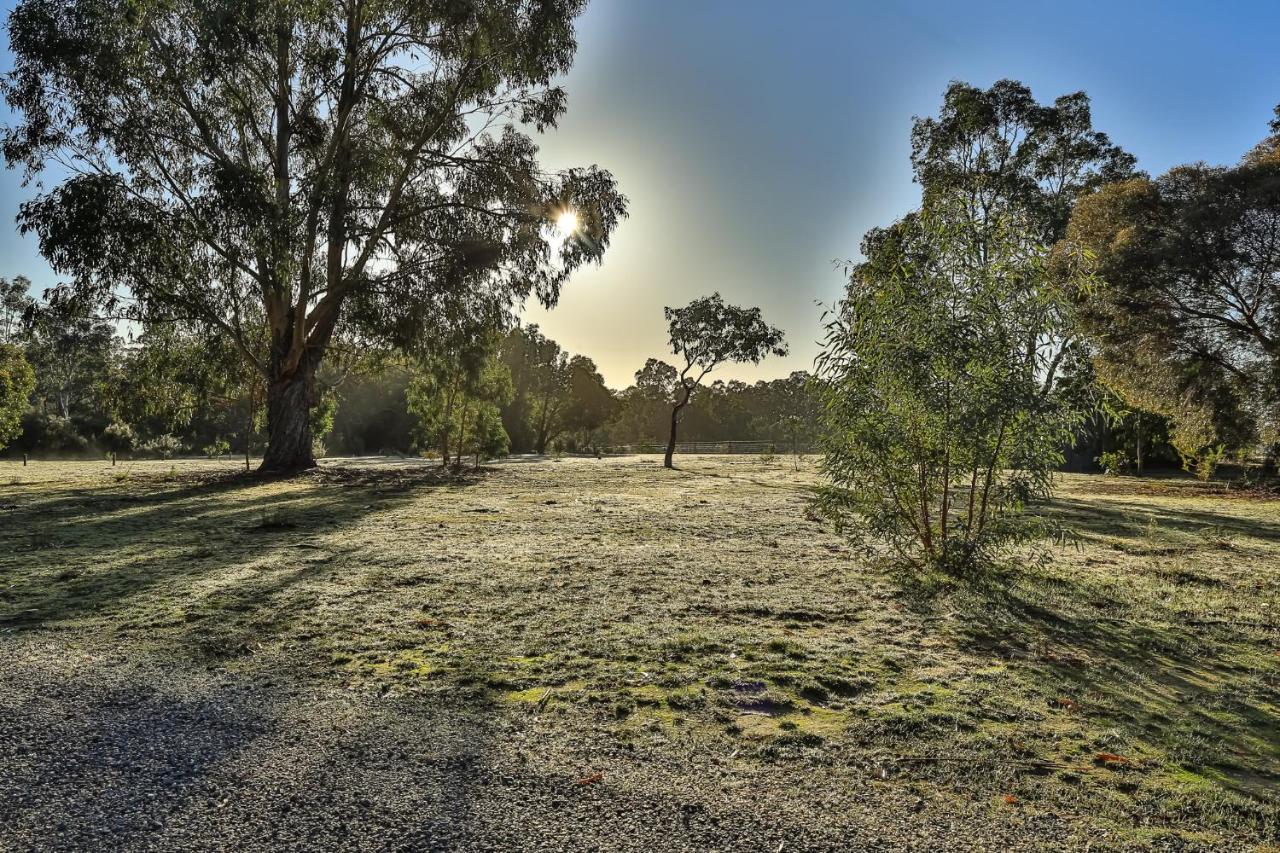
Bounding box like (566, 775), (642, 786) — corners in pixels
(0, 287), (813, 463)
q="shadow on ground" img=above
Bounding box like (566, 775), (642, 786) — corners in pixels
(0, 466), (484, 636)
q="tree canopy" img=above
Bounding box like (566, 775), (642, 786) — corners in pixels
(1065, 109), (1280, 467)
(0, 344), (36, 451)
(661, 293), (787, 467)
(3, 0), (626, 471)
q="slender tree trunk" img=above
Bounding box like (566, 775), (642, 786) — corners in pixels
(440, 379), (458, 467)
(664, 402), (683, 468)
(1135, 419), (1144, 476)
(940, 383), (952, 564)
(664, 385), (693, 469)
(455, 400), (471, 470)
(245, 378), (255, 471)
(259, 353), (317, 474)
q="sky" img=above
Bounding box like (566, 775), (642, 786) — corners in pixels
(2, 0), (1279, 387)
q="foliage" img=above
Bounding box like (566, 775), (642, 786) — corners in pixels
(204, 439), (231, 459)
(0, 344), (36, 451)
(1064, 109), (1280, 470)
(911, 80), (1136, 245)
(4, 0), (626, 471)
(909, 80), (1134, 402)
(408, 335), (513, 467)
(499, 324), (571, 453)
(101, 420), (136, 455)
(139, 434), (182, 460)
(0, 276), (35, 343)
(1096, 450), (1131, 477)
(22, 300), (115, 421)
(815, 202), (1080, 575)
(661, 293), (787, 467)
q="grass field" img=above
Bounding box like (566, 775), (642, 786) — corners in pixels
(1, 455), (1278, 850)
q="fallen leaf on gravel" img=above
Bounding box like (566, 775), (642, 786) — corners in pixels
(575, 772), (603, 786)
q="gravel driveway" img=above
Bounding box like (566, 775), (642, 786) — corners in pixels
(0, 635), (1098, 852)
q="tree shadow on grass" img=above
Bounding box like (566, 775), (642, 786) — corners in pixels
(0, 466), (487, 635)
(1045, 495), (1280, 546)
(947, 565), (1280, 807)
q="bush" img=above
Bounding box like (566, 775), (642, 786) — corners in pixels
(102, 421), (137, 456)
(1192, 444), (1227, 482)
(16, 412), (90, 456)
(139, 434), (182, 460)
(202, 439), (231, 458)
(815, 203), (1079, 576)
(1096, 451), (1132, 476)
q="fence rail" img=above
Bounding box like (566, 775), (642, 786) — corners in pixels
(603, 440), (815, 456)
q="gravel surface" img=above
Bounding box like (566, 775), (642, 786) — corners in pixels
(0, 636), (1101, 852)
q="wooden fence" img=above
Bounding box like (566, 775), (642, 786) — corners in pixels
(602, 440), (815, 456)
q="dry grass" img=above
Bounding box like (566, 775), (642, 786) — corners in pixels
(1, 455), (1278, 847)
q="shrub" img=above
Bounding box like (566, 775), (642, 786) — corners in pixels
(1096, 451), (1132, 476)
(16, 412), (90, 455)
(102, 421), (137, 456)
(139, 434), (182, 460)
(815, 203), (1080, 576)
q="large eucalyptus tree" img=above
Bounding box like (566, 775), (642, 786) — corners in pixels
(3, 0), (626, 471)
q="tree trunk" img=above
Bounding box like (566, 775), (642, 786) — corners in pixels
(664, 384), (695, 469)
(664, 401), (687, 469)
(1135, 420), (1144, 476)
(259, 360), (317, 474)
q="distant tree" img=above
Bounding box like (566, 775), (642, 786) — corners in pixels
(498, 325), (615, 453)
(661, 294), (787, 468)
(605, 359), (675, 447)
(1064, 108), (1280, 471)
(768, 372), (821, 465)
(109, 325), (265, 459)
(0, 344), (36, 451)
(0, 277), (35, 343)
(561, 355), (615, 450)
(634, 358), (679, 400)
(816, 200), (1081, 575)
(4, 0), (626, 472)
(101, 420), (136, 462)
(503, 325), (571, 454)
(23, 301), (116, 421)
(408, 336), (513, 467)
(328, 366), (417, 456)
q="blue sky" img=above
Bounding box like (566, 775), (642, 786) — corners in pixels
(3, 0), (1279, 386)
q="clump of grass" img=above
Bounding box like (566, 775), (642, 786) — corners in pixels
(249, 509), (298, 531)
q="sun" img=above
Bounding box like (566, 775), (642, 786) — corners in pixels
(555, 209), (580, 235)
